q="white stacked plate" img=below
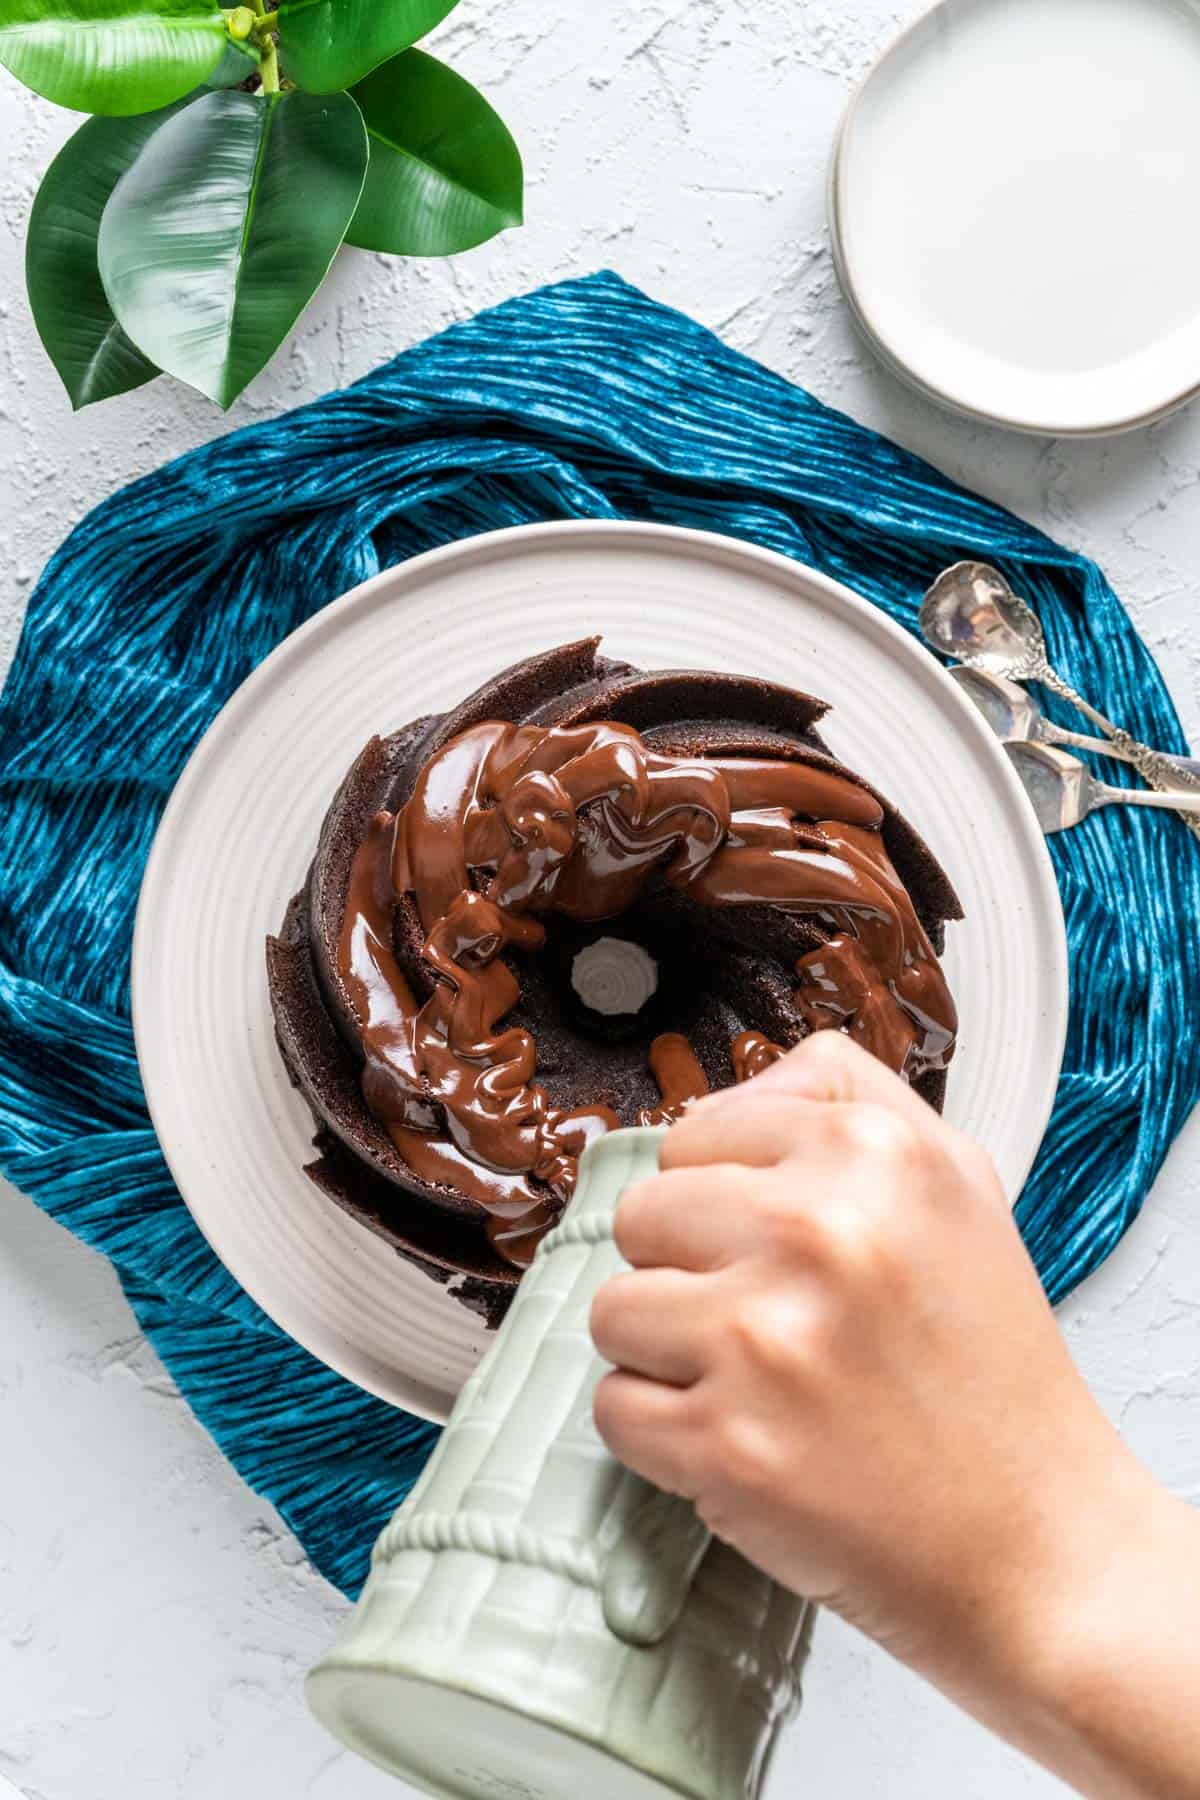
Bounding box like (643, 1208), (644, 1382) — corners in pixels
(132, 523), (1068, 1420)
(831, 0), (1200, 435)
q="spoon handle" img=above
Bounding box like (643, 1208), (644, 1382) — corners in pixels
(1048, 722), (1135, 760)
(1048, 722), (1200, 784)
(1035, 666), (1121, 735)
(1096, 784), (1200, 815)
(1037, 664), (1200, 841)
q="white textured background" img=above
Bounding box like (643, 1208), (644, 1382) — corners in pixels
(2, 3), (1199, 1795)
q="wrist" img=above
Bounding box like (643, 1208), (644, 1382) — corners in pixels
(964, 1442), (1200, 1799)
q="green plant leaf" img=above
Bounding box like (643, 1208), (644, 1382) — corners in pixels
(347, 50), (522, 257)
(25, 105), (190, 407)
(204, 35), (259, 88)
(25, 36), (258, 411)
(98, 88), (368, 408)
(0, 0), (228, 115)
(277, 0), (459, 94)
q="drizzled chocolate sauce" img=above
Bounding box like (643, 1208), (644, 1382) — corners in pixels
(337, 720), (957, 1268)
(731, 1029), (786, 1084)
(638, 1033), (711, 1126)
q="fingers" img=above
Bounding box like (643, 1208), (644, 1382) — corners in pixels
(618, 1108), (914, 1270)
(693, 1030), (938, 1131)
(614, 1165), (765, 1270)
(590, 1269), (713, 1384)
(592, 1369), (698, 1496)
(660, 1091), (827, 1173)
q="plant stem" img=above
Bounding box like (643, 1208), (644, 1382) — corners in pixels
(250, 0), (280, 92)
(259, 35), (280, 92)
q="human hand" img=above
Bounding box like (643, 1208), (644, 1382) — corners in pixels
(590, 1035), (1198, 1799)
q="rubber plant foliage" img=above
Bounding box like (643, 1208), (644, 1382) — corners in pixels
(1, 0), (523, 409)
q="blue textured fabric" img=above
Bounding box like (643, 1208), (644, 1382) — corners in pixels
(1, 272), (1197, 1599)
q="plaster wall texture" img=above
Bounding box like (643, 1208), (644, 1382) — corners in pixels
(2, 3), (1199, 1796)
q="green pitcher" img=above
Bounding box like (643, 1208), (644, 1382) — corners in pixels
(308, 1126), (815, 1800)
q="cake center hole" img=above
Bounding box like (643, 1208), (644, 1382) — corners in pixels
(570, 937), (659, 1017)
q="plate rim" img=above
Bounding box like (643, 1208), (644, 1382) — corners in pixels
(132, 518), (1069, 1413)
(828, 0), (1200, 439)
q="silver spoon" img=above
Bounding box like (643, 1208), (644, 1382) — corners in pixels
(1005, 742), (1200, 833)
(922, 561), (1200, 840)
(950, 666), (1200, 787)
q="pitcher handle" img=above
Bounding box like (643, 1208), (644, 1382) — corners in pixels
(602, 1484), (713, 1647)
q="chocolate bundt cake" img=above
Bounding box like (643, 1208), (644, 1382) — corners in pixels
(267, 639), (961, 1325)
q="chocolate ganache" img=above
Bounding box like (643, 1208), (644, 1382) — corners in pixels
(267, 639), (961, 1324)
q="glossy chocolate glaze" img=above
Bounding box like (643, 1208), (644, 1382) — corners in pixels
(638, 1032), (711, 1126)
(731, 1029), (786, 1083)
(337, 719), (958, 1267)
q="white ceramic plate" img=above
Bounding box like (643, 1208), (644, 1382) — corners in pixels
(132, 522), (1068, 1421)
(831, 0), (1200, 435)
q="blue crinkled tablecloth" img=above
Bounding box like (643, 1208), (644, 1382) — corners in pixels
(2, 272), (1197, 1598)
